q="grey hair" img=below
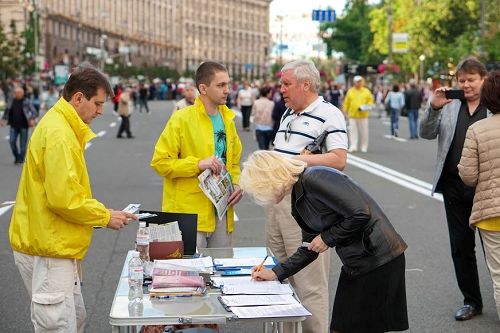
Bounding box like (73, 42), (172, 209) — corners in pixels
(281, 60), (321, 93)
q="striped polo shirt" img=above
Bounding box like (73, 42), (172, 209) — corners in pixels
(273, 96), (348, 156)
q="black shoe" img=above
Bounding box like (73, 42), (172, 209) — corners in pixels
(455, 305), (482, 321)
(127, 135), (135, 139)
(117, 135), (124, 138)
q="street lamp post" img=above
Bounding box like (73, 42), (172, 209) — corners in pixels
(419, 54), (426, 85)
(99, 34), (108, 71)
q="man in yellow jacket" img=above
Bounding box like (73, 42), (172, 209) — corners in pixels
(9, 63), (137, 333)
(343, 75), (374, 153)
(151, 61), (243, 248)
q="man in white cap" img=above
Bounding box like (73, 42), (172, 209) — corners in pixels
(342, 75), (374, 152)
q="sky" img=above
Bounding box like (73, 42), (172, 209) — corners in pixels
(269, 1), (348, 60)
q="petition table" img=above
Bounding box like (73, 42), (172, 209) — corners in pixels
(109, 247), (307, 333)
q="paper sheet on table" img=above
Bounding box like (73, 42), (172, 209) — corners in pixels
(154, 256), (213, 271)
(222, 283), (293, 295)
(229, 304), (312, 319)
(213, 257), (275, 268)
(220, 294), (298, 307)
(211, 276), (281, 288)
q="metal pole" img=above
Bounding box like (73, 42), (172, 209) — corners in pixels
(387, 0), (393, 65)
(33, 0), (38, 73)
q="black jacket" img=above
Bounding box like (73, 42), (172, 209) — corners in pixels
(2, 98), (37, 126)
(272, 167), (407, 280)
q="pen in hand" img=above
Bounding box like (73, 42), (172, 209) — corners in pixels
(255, 255), (269, 272)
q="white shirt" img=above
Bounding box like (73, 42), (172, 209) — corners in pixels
(273, 96), (348, 155)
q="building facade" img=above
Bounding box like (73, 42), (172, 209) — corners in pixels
(1, 0), (272, 78)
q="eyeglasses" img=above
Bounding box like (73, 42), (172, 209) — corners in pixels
(284, 114), (299, 142)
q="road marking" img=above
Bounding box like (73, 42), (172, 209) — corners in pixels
(97, 130), (106, 137)
(0, 202), (15, 216)
(406, 268), (423, 272)
(347, 154), (443, 202)
(109, 122), (117, 128)
(85, 142), (92, 150)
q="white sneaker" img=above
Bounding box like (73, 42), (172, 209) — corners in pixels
(348, 147), (358, 153)
(360, 148), (367, 153)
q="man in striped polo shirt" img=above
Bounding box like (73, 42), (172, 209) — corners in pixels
(266, 60), (348, 333)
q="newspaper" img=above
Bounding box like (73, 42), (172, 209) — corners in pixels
(198, 167), (234, 220)
(149, 222), (182, 242)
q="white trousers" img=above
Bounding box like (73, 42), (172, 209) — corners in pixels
(479, 229), (500, 319)
(348, 117), (369, 152)
(266, 195), (331, 333)
(196, 215), (233, 248)
(13, 251), (86, 333)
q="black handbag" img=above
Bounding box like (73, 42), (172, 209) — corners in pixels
(304, 130), (328, 154)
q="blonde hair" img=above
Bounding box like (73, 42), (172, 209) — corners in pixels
(239, 151), (306, 205)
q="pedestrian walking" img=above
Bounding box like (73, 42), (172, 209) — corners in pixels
(0, 86), (37, 164)
(251, 86), (274, 150)
(151, 61), (243, 249)
(237, 81), (254, 131)
(405, 82), (423, 139)
(9, 63), (137, 333)
(420, 56), (489, 321)
(267, 59), (348, 333)
(385, 84), (406, 137)
(343, 76), (374, 153)
(116, 87), (134, 138)
(458, 70), (500, 320)
(138, 83), (150, 113)
(241, 151), (409, 333)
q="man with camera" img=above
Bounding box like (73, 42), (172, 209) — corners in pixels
(420, 57), (489, 321)
(267, 59), (347, 333)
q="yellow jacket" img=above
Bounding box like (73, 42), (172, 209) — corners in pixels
(151, 97), (242, 233)
(9, 98), (110, 260)
(343, 87), (374, 119)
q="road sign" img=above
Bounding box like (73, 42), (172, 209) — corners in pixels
(392, 33), (409, 54)
(312, 9), (336, 22)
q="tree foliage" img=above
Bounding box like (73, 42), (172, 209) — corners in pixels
(324, 0), (499, 78)
(321, 0), (384, 64)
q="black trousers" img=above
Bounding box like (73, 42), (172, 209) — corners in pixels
(241, 105), (252, 129)
(117, 115), (132, 138)
(441, 176), (482, 309)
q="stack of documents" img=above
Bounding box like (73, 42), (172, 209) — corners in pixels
(213, 274), (311, 319)
(149, 257), (213, 298)
(149, 222), (182, 242)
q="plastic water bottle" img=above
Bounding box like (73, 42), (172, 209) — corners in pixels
(128, 251), (144, 301)
(135, 222), (150, 262)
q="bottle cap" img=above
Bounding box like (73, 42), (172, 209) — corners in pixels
(139, 222), (146, 228)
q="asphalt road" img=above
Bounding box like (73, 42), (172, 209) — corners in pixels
(0, 100), (498, 332)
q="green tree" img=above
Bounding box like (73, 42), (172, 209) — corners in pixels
(321, 0), (384, 64)
(4, 20), (24, 78)
(369, 0), (497, 78)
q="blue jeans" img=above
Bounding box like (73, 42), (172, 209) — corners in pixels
(390, 108), (400, 135)
(9, 127), (28, 163)
(407, 108), (419, 138)
(255, 129), (273, 150)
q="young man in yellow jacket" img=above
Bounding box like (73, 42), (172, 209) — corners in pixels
(9, 63), (137, 333)
(151, 61), (243, 248)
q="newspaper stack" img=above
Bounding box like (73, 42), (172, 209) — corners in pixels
(149, 222), (182, 242)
